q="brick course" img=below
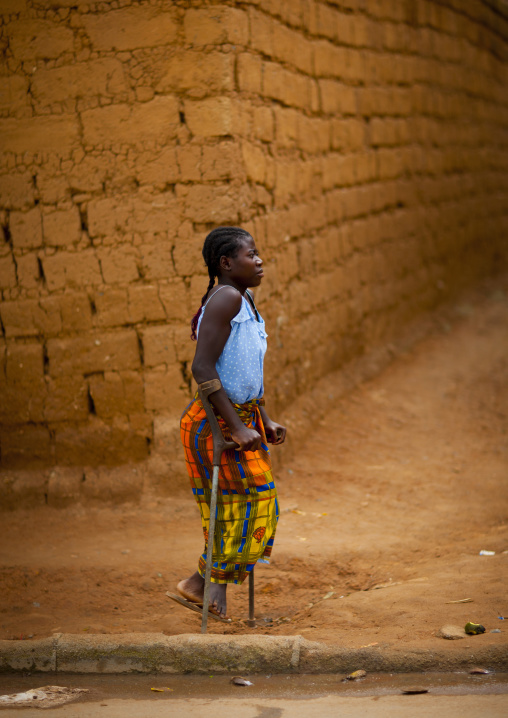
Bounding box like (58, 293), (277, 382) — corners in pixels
(0, 0), (507, 486)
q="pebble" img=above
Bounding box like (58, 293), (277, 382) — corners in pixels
(231, 677), (253, 686)
(437, 625), (466, 640)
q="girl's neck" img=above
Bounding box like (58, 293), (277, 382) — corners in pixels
(217, 277), (247, 296)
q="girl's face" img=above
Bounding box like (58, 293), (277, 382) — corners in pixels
(220, 235), (264, 289)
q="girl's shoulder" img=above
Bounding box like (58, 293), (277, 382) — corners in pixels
(200, 285), (242, 325)
(206, 284), (240, 302)
(204, 284), (242, 312)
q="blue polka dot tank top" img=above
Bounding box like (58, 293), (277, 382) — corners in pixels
(197, 286), (267, 404)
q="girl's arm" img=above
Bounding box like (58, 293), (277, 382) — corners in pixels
(192, 287), (262, 452)
(259, 405), (286, 445)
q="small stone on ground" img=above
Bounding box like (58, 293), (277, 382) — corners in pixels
(438, 625), (466, 640)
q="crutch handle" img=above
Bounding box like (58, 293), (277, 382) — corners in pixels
(198, 379), (238, 464)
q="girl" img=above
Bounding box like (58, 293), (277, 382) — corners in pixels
(176, 226), (286, 620)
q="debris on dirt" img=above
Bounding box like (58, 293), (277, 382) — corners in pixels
(445, 598), (473, 604)
(479, 550), (495, 556)
(437, 625), (466, 640)
(491, 629), (501, 633)
(0, 686), (87, 708)
(231, 677), (253, 686)
(359, 642), (379, 648)
(344, 669), (367, 681)
(371, 577), (429, 591)
(322, 591), (335, 599)
(401, 687), (429, 694)
(371, 580), (401, 590)
(150, 687), (173, 692)
(469, 667), (491, 674)
(252, 615), (290, 626)
(465, 622), (486, 635)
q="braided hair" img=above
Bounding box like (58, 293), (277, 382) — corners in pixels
(190, 226), (252, 340)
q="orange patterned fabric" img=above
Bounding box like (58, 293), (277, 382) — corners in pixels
(180, 395), (279, 585)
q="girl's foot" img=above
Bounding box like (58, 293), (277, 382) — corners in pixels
(177, 572), (204, 603)
(177, 571), (228, 619)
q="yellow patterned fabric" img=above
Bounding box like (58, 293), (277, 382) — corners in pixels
(180, 395), (279, 584)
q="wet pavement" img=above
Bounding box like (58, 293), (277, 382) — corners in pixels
(2, 671), (508, 701)
(1, 672), (507, 716)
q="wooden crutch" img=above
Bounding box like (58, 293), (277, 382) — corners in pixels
(198, 379), (256, 633)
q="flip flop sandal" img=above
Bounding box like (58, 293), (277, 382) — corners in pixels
(165, 592), (232, 623)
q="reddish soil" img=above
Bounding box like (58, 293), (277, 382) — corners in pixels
(1, 280), (507, 655)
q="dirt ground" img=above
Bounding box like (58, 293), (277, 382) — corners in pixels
(1, 278), (507, 656)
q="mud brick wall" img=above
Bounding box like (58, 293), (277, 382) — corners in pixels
(0, 0), (507, 478)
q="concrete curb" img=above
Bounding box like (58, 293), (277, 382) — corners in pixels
(1, 634), (508, 674)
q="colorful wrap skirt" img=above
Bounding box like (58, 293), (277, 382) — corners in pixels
(180, 395), (279, 585)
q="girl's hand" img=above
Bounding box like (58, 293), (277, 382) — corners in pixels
(264, 420), (287, 445)
(231, 425), (262, 452)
